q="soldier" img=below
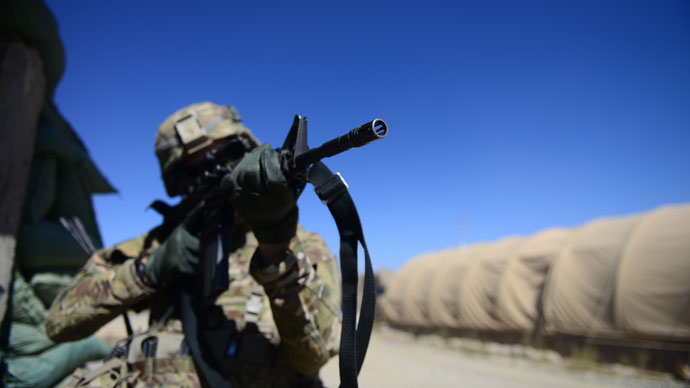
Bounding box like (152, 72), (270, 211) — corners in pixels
(45, 102), (342, 387)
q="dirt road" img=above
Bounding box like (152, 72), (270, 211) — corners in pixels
(319, 329), (686, 388)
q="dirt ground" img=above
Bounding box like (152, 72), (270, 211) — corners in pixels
(96, 313), (687, 388)
(319, 328), (688, 388)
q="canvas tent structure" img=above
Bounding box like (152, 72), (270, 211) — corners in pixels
(398, 250), (456, 329)
(424, 243), (489, 329)
(615, 205), (690, 342)
(378, 204), (690, 349)
(377, 255), (429, 327)
(493, 228), (572, 332)
(542, 214), (643, 338)
(456, 236), (524, 331)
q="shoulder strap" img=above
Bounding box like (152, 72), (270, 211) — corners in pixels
(309, 161), (376, 388)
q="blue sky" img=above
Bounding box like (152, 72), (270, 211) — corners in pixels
(44, 0), (689, 270)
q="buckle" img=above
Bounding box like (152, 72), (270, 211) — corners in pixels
(314, 172), (349, 205)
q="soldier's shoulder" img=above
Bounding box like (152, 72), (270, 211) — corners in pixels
(107, 233), (159, 260)
(295, 225), (335, 263)
(295, 225), (329, 247)
(84, 233), (155, 273)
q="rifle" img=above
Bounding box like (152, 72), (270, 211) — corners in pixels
(195, 116), (387, 297)
(176, 115), (387, 388)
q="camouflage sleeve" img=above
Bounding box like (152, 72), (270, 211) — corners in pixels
(250, 228), (341, 376)
(45, 242), (156, 343)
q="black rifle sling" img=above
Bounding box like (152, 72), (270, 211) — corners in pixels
(151, 200), (231, 388)
(309, 161), (376, 388)
(179, 283), (230, 388)
(184, 199), (235, 388)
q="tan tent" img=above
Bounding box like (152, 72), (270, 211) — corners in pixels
(615, 204), (690, 341)
(374, 269), (395, 293)
(425, 244), (489, 329)
(542, 214), (643, 337)
(375, 291), (397, 324)
(380, 203), (690, 345)
(377, 255), (431, 326)
(372, 269), (395, 321)
(493, 228), (572, 332)
(457, 237), (525, 331)
(399, 250), (456, 328)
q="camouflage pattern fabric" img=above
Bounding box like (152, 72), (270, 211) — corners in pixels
(65, 356), (201, 388)
(65, 327), (201, 388)
(154, 102), (260, 196)
(47, 225), (341, 387)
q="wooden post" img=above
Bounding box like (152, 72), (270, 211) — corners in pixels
(0, 40), (45, 323)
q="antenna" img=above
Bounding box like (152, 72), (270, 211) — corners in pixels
(459, 217), (468, 249)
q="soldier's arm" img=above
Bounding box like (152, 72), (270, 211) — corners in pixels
(45, 242), (156, 342)
(250, 228), (341, 376)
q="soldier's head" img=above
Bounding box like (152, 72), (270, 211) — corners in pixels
(155, 102), (260, 196)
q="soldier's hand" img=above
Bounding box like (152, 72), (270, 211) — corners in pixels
(143, 221), (200, 287)
(223, 143), (303, 243)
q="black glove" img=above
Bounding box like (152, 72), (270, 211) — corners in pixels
(222, 144), (303, 243)
(143, 214), (201, 287)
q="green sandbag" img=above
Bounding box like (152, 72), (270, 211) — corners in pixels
(33, 109), (91, 166)
(2, 335), (111, 388)
(29, 271), (74, 307)
(21, 101), (116, 233)
(8, 270), (46, 326)
(49, 167), (102, 247)
(16, 220), (89, 272)
(37, 102), (117, 195)
(6, 323), (54, 356)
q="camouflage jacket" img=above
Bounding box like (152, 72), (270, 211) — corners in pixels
(45, 225), (341, 387)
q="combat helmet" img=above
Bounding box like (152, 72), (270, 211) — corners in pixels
(155, 102), (260, 196)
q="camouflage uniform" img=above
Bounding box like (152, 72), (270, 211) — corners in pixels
(46, 223), (341, 387)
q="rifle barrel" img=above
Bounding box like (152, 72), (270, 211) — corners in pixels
(294, 119), (388, 169)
